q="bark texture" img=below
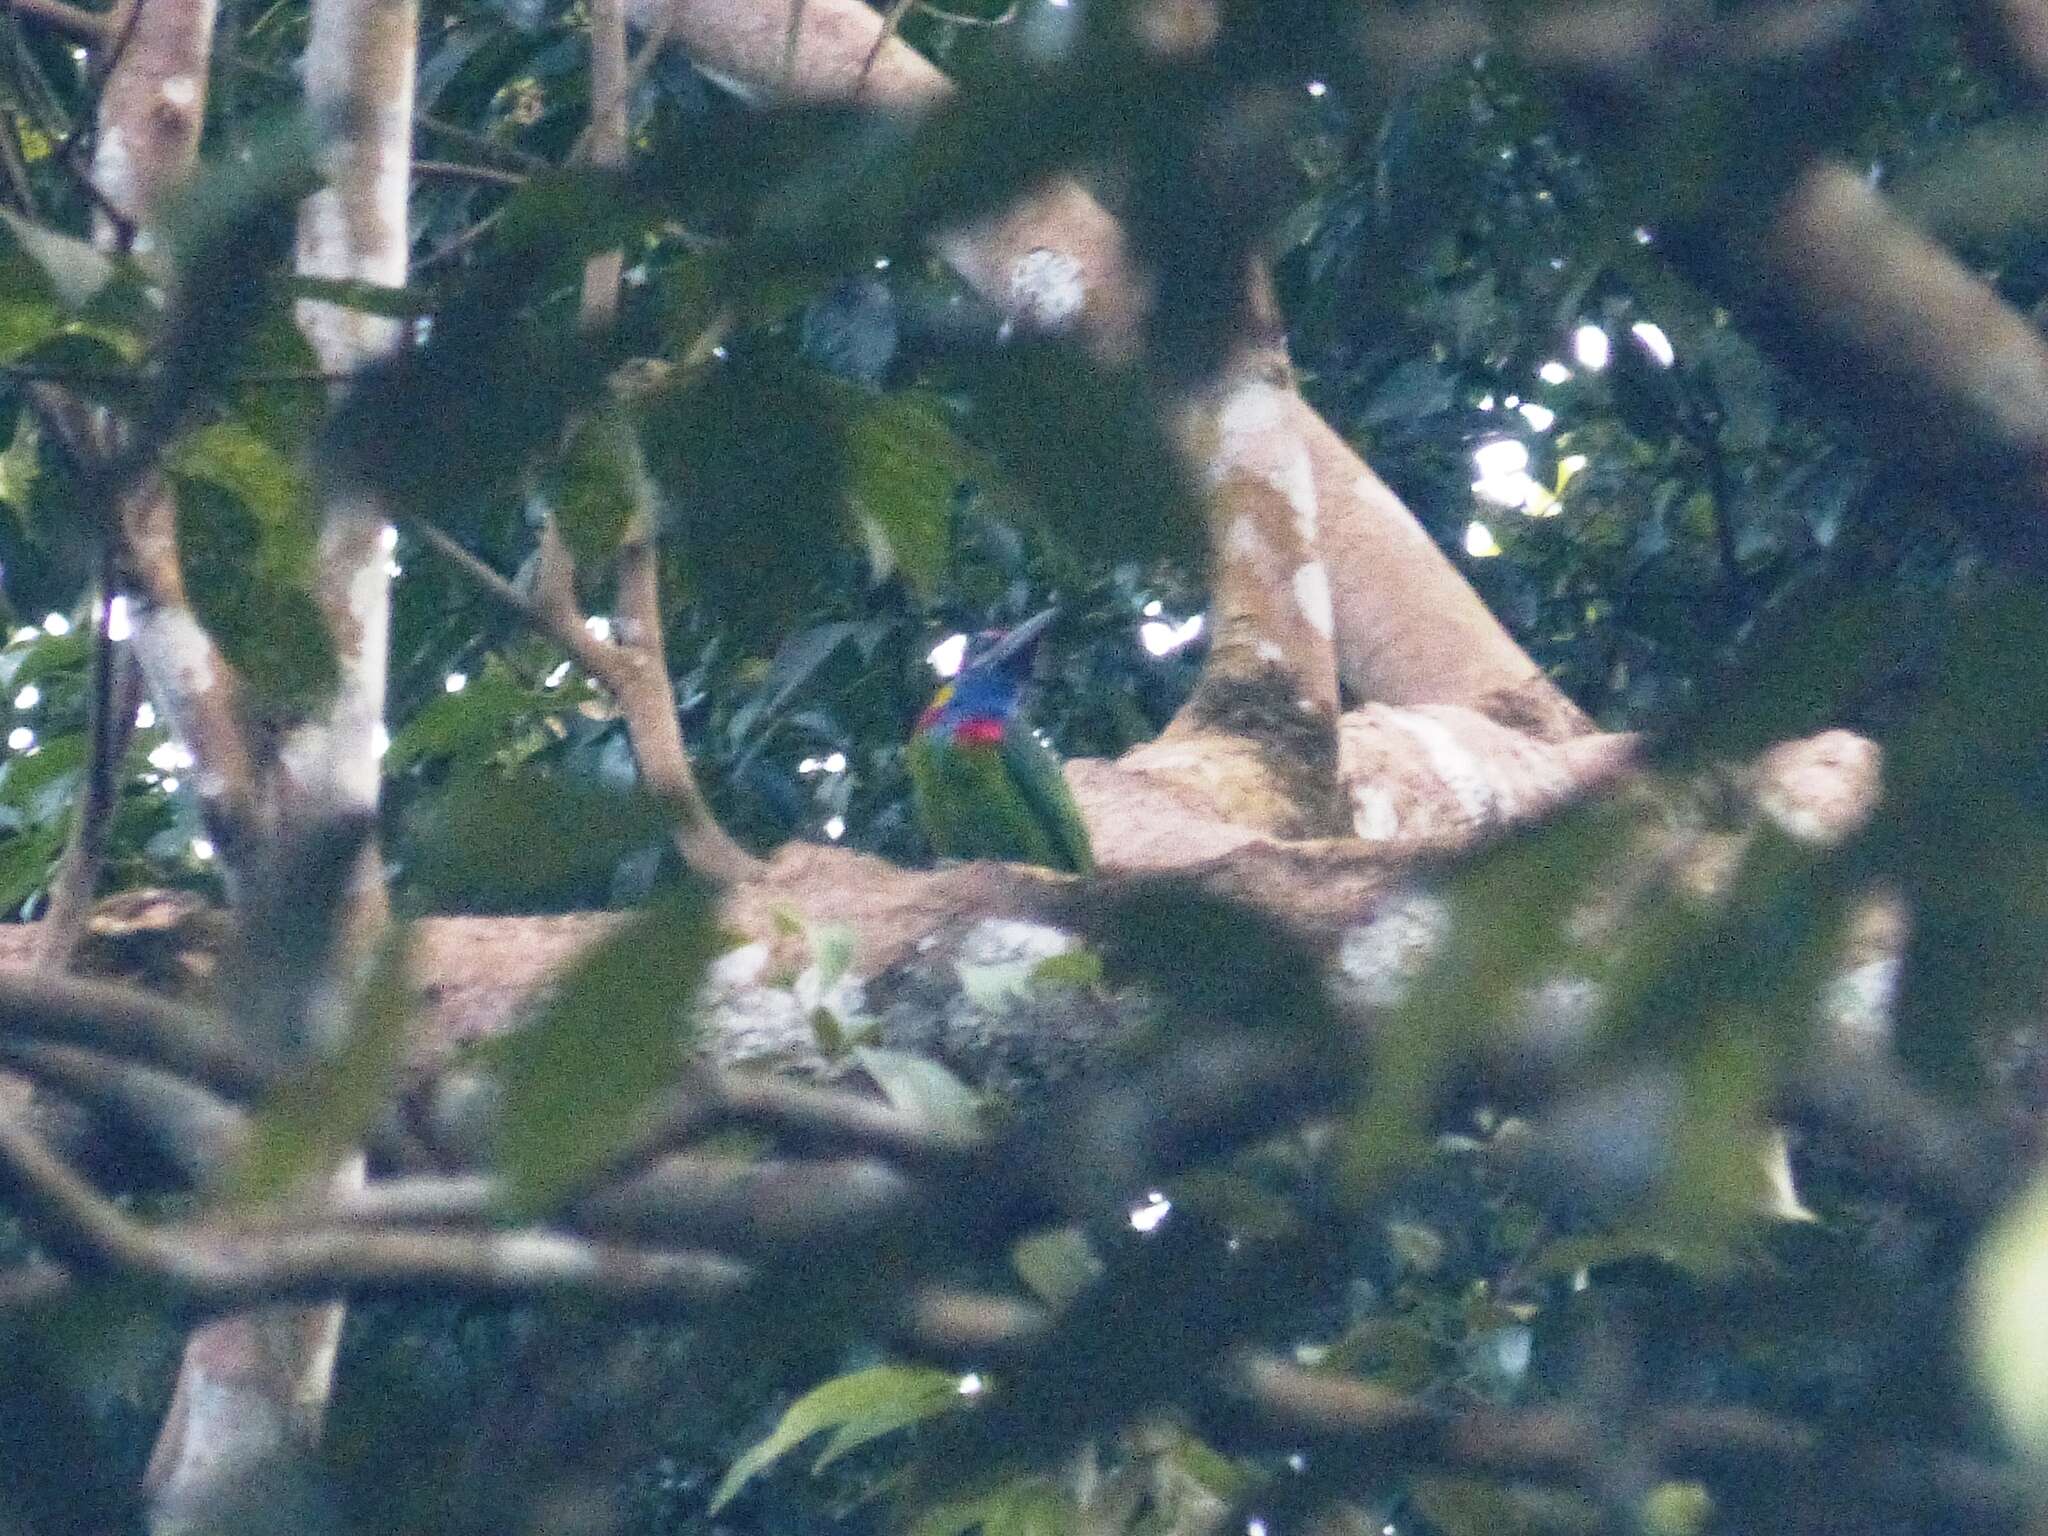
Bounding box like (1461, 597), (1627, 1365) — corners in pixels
(627, 0), (1588, 741)
(143, 0), (418, 1520)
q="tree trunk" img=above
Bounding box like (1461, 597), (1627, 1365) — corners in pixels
(629, 0), (1588, 737)
(140, 0), (415, 1522)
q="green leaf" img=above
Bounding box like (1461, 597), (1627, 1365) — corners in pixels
(0, 209), (118, 314)
(490, 880), (723, 1211)
(1337, 804), (1635, 1199)
(0, 823), (63, 916)
(951, 340), (1204, 571)
(1413, 1478), (1599, 1536)
(1100, 880), (1334, 1038)
(645, 355), (854, 643)
(1642, 1483), (1714, 1536)
(229, 296), (328, 454)
(844, 392), (982, 597)
(1028, 949), (1103, 990)
(710, 1364), (962, 1512)
(142, 118), (321, 445)
(1873, 584), (2048, 1097)
(320, 302), (605, 542)
(0, 631), (89, 692)
(170, 471), (336, 714)
(408, 766), (670, 907)
(811, 921), (855, 992)
(284, 275), (429, 319)
(853, 1047), (981, 1141)
(906, 1479), (1075, 1536)
(0, 411), (40, 513)
(384, 666), (588, 775)
(1971, 1165), (2048, 1465)
(1891, 116), (2048, 242)
(222, 926), (417, 1205)
(0, 730), (88, 827)
(1607, 326), (1681, 445)
(544, 408), (641, 568)
(169, 422), (313, 539)
(1012, 1226), (1102, 1308)
(1658, 573), (1920, 770)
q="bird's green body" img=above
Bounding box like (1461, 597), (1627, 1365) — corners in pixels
(908, 612), (1095, 875)
(907, 718), (1095, 873)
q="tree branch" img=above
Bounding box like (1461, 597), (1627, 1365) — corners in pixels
(413, 158), (525, 189)
(0, 1109), (752, 1310)
(0, 1040), (248, 1183)
(1223, 1354), (2025, 1532)
(0, 969), (276, 1097)
(40, 570), (142, 968)
(3, 0), (110, 44)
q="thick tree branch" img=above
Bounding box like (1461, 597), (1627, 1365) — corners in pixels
(1693, 159), (2048, 562)
(629, 0), (1583, 733)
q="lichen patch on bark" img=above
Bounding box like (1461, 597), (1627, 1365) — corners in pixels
(1008, 247), (1086, 329)
(1293, 561), (1334, 638)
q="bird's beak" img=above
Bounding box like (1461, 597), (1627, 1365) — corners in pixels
(982, 608), (1057, 669)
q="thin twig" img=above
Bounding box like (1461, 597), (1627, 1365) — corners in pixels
(858, 0), (915, 83)
(413, 207), (506, 273)
(564, 0), (688, 166)
(0, 1040), (248, 1183)
(713, 1072), (983, 1171)
(40, 564), (142, 969)
(912, 0), (1019, 25)
(414, 157), (526, 190)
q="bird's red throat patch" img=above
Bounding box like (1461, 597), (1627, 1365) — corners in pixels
(952, 717), (1006, 746)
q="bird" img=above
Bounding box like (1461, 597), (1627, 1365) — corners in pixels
(907, 609), (1096, 874)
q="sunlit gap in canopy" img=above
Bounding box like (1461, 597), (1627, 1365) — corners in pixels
(1140, 613), (1203, 656)
(1631, 320), (1675, 367)
(1130, 1190), (1171, 1232)
(1471, 434), (1576, 519)
(928, 633), (969, 678)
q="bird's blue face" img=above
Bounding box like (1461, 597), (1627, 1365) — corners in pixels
(918, 611), (1055, 738)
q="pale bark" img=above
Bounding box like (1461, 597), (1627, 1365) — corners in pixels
(85, 0), (266, 879)
(625, 0), (1584, 734)
(142, 0), (416, 1520)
